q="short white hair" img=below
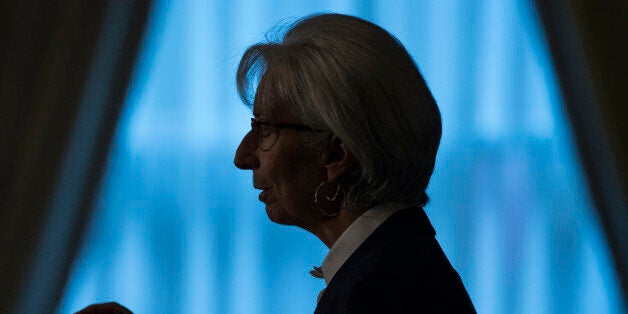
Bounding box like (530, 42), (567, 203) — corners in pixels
(237, 13), (442, 209)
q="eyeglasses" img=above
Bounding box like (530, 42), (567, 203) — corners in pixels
(250, 118), (322, 151)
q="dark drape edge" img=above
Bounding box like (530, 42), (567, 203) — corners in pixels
(0, 1), (154, 313)
(50, 1), (155, 312)
(0, 2), (110, 312)
(533, 0), (628, 303)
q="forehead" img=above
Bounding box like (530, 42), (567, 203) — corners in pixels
(252, 85), (297, 122)
(252, 97), (276, 119)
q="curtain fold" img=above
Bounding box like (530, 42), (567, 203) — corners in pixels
(0, 1), (152, 313)
(534, 0), (628, 302)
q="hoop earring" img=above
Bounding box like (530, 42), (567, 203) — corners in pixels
(314, 181), (344, 216)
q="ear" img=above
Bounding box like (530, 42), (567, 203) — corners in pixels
(323, 135), (354, 182)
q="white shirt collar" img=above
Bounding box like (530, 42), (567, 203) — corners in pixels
(316, 202), (409, 285)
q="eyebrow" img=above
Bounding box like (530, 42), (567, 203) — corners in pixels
(253, 112), (268, 121)
(252, 110), (276, 121)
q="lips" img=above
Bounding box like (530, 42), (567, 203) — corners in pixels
(259, 189), (272, 203)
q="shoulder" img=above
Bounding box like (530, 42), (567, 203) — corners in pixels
(319, 265), (475, 314)
(364, 268), (474, 313)
(315, 207), (476, 313)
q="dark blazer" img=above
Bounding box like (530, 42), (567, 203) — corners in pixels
(314, 206), (476, 314)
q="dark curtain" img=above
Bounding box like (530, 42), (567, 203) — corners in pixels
(534, 0), (628, 303)
(0, 1), (152, 313)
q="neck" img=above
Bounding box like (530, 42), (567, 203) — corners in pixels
(312, 207), (365, 248)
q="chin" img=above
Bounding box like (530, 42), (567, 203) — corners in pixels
(265, 203), (296, 226)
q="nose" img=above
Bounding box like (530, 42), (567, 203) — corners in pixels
(234, 131), (259, 170)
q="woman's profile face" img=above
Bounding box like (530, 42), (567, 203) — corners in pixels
(234, 98), (327, 230)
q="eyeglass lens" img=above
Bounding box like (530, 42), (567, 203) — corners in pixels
(252, 122), (280, 151)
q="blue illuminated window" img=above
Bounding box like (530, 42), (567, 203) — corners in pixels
(58, 1), (625, 313)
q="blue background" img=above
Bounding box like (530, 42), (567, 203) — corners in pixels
(58, 0), (626, 313)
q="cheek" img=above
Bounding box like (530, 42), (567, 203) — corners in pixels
(259, 136), (326, 203)
(283, 167), (325, 207)
(272, 156), (322, 205)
